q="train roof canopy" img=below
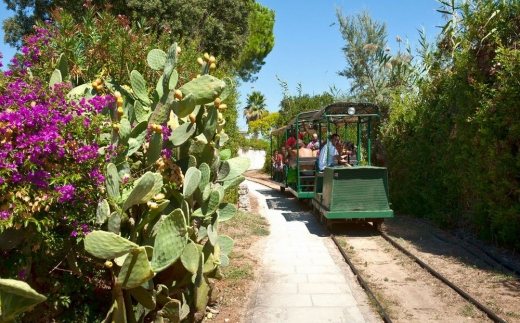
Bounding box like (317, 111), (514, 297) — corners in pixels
(311, 102), (379, 124)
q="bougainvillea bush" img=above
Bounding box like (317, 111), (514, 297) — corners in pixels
(0, 32), (115, 321)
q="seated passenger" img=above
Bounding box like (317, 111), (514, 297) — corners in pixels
(317, 134), (344, 171)
(335, 141), (352, 167)
(345, 141), (358, 165)
(306, 133), (321, 157)
(290, 139), (314, 173)
(271, 150), (283, 172)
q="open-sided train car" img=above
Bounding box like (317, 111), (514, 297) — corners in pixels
(270, 110), (319, 198)
(310, 102), (393, 228)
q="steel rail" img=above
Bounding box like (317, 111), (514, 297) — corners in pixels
(330, 234), (393, 323)
(377, 228), (507, 323)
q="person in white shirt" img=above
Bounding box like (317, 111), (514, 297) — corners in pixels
(318, 134), (343, 171)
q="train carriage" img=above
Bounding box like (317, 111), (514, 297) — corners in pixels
(270, 110), (319, 198)
(310, 102), (393, 228)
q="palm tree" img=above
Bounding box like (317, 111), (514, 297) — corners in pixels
(243, 91), (268, 123)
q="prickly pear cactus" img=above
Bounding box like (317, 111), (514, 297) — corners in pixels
(72, 44), (250, 323)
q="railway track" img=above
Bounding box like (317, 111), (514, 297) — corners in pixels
(330, 224), (509, 323)
(245, 178), (520, 323)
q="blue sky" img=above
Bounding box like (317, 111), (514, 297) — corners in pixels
(238, 0), (445, 130)
(0, 0), (445, 131)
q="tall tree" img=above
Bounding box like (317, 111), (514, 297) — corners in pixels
(233, 2), (275, 82)
(336, 8), (388, 104)
(2, 0), (274, 81)
(243, 91), (267, 123)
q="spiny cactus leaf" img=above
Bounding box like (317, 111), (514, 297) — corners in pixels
(142, 173), (163, 202)
(219, 77), (234, 102)
(217, 235), (234, 255)
(113, 253), (128, 267)
(194, 251), (204, 287)
(192, 190), (220, 217)
(218, 203), (237, 222)
(122, 172), (157, 212)
(183, 167), (201, 197)
(169, 69), (179, 90)
(118, 247), (154, 289)
(0, 278), (47, 321)
(219, 149), (231, 161)
(131, 70), (150, 106)
(84, 231), (139, 259)
(155, 72), (177, 99)
(172, 93), (196, 118)
(162, 43), (178, 93)
(181, 200), (190, 224)
(202, 243), (220, 273)
(198, 163), (210, 190)
(129, 286), (156, 310)
(169, 122), (196, 147)
(146, 132), (162, 167)
(179, 75), (226, 105)
(201, 183), (211, 202)
(149, 91), (173, 125)
(119, 118), (131, 145)
(151, 209), (188, 273)
(105, 163), (121, 201)
(180, 240), (199, 274)
(49, 69), (62, 88)
(108, 211), (121, 234)
(134, 100), (151, 123)
(222, 176), (245, 190)
(217, 157), (251, 181)
(189, 141), (215, 167)
(127, 121), (149, 157)
(162, 300), (181, 322)
(216, 186), (225, 203)
(216, 132), (229, 146)
(57, 53), (69, 82)
(96, 199), (110, 224)
(147, 49), (167, 70)
(203, 106), (218, 142)
(207, 224), (218, 246)
(67, 83), (92, 99)
(134, 199), (169, 233)
(219, 254), (230, 268)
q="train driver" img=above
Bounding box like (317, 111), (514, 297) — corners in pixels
(318, 134), (343, 172)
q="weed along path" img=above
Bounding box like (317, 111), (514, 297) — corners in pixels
(243, 180), (380, 323)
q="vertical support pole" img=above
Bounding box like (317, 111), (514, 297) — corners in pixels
(367, 117), (372, 166)
(270, 133), (273, 178)
(357, 119), (361, 164)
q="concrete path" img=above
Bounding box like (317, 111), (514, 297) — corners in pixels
(244, 180), (380, 323)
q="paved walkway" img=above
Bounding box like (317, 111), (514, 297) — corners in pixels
(244, 179), (380, 323)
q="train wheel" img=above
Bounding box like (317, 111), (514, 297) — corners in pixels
(373, 220), (383, 231)
(280, 186), (285, 192)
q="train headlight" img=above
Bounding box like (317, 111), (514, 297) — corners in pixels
(347, 107), (356, 115)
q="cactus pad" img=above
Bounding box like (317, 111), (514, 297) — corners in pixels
(183, 167), (201, 197)
(128, 286), (156, 310)
(217, 235), (234, 255)
(169, 122), (196, 147)
(180, 240), (200, 274)
(179, 75), (226, 105)
(117, 247), (154, 289)
(219, 149), (232, 161)
(96, 199), (110, 224)
(0, 278), (47, 322)
(217, 157), (251, 182)
(147, 49), (167, 70)
(130, 70), (150, 106)
(217, 203), (237, 222)
(150, 209), (188, 273)
(84, 231), (139, 259)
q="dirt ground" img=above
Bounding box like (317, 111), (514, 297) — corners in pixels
(213, 170), (520, 323)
